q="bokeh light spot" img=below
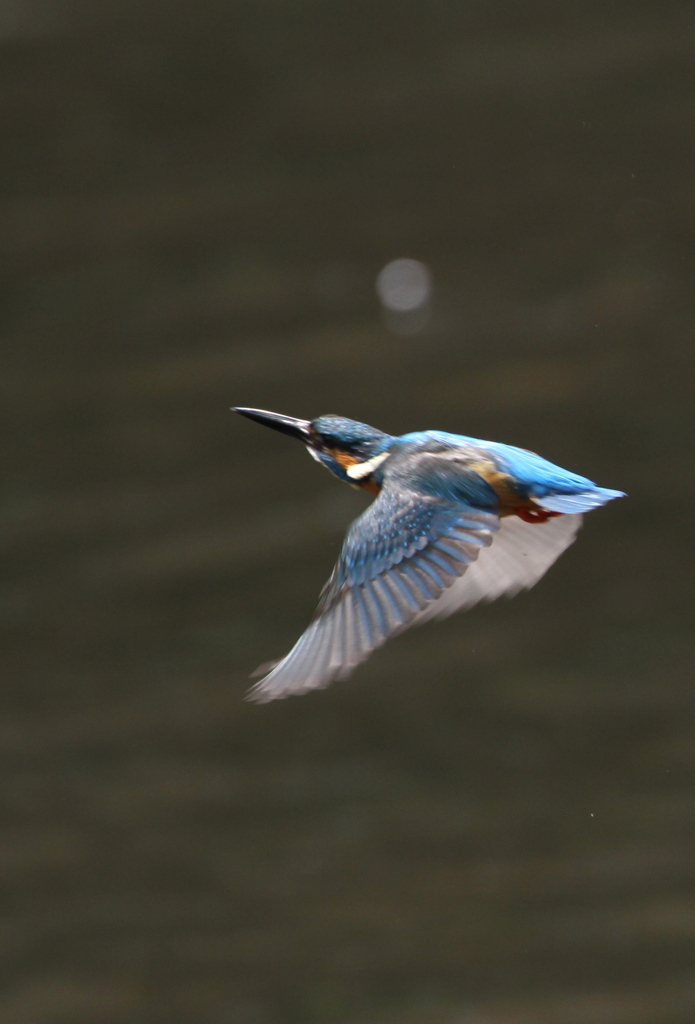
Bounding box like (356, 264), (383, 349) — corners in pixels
(376, 258), (432, 312)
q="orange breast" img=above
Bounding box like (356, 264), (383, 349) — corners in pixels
(359, 477), (381, 496)
(469, 460), (562, 522)
(467, 460), (519, 516)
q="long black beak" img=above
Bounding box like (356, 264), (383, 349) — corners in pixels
(233, 407), (313, 444)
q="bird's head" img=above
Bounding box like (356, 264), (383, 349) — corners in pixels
(233, 408), (393, 487)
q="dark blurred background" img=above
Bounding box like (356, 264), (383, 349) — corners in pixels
(2, 2), (695, 1022)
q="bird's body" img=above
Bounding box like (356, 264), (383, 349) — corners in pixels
(234, 408), (624, 702)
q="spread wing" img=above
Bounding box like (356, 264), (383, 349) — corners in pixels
(247, 458), (588, 702)
(414, 511), (583, 622)
(247, 476), (499, 702)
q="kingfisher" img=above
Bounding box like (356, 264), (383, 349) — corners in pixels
(234, 407), (624, 702)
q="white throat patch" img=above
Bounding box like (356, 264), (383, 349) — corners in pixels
(346, 451), (390, 480)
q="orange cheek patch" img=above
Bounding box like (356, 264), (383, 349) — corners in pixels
(329, 449), (361, 471)
(326, 448), (381, 495)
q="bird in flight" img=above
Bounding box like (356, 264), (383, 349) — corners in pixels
(234, 408), (624, 702)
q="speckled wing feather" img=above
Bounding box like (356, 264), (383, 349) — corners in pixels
(247, 474), (500, 702)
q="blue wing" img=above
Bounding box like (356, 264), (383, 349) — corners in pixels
(247, 477), (499, 702)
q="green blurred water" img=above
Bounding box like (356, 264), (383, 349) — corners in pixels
(1, 3), (695, 1022)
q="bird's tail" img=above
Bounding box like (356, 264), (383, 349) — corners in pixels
(537, 487), (625, 514)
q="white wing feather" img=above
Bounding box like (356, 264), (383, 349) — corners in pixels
(415, 512), (583, 622)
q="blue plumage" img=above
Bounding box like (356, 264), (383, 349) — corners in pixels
(398, 431), (599, 500)
(234, 408), (625, 701)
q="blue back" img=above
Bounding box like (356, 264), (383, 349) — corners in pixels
(398, 430), (596, 498)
